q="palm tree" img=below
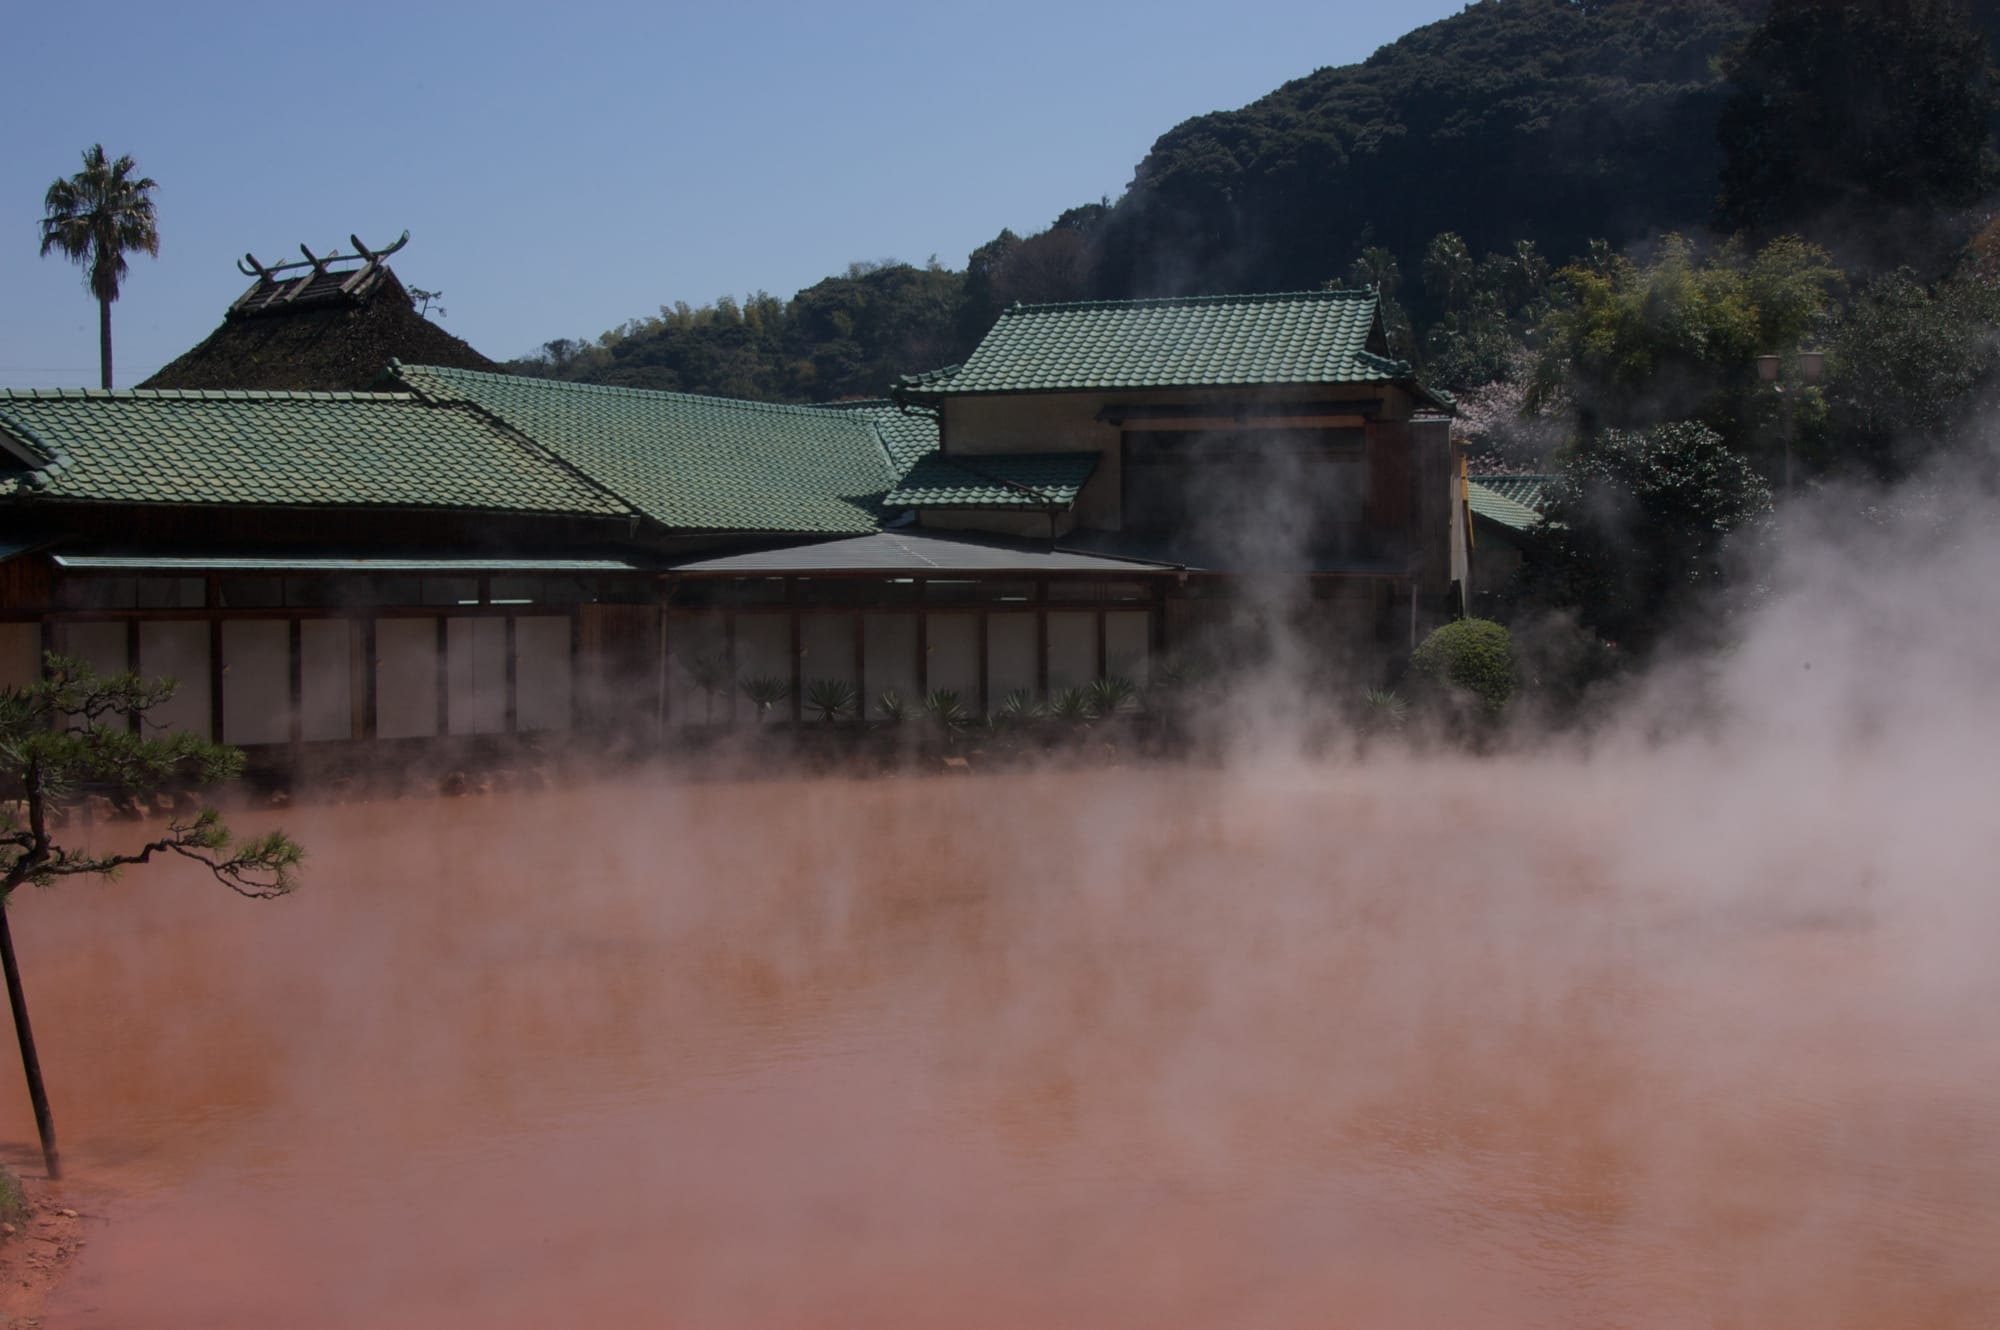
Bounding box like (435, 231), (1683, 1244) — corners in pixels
(39, 145), (160, 390)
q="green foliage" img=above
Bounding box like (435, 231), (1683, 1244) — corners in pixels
(992, 689), (1043, 727)
(0, 656), (302, 900)
(922, 689), (971, 736)
(1048, 687), (1092, 725)
(1718, 0), (2000, 269)
(739, 675), (788, 721)
(1409, 619), (1517, 716)
(0, 1166), (24, 1228)
(1085, 676), (1140, 719)
(39, 144), (160, 389)
(1531, 234), (1842, 460)
(510, 260), (971, 402)
(1525, 421), (1772, 650)
(1827, 268), (2000, 479)
(1361, 687), (1410, 733)
(678, 652), (732, 723)
(803, 678), (857, 723)
(874, 689), (908, 725)
(1093, 0), (1759, 298)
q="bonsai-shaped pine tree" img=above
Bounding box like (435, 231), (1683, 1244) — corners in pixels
(0, 656), (303, 1179)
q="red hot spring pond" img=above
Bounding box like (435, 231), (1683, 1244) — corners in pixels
(3, 763), (1997, 1328)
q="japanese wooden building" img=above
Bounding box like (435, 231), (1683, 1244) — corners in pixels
(0, 289), (1463, 756)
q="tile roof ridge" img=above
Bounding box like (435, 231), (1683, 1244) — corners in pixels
(394, 363), (879, 422)
(999, 289), (1376, 315)
(0, 387), (415, 403)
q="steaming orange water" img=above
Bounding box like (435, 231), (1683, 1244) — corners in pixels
(4, 766), (1996, 1328)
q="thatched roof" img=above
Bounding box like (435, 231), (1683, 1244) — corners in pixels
(143, 258), (496, 392)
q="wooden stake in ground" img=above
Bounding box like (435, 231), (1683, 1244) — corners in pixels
(0, 657), (302, 1180)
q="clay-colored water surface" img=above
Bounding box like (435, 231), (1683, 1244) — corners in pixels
(5, 761), (1998, 1329)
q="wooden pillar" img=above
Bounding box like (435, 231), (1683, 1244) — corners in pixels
(728, 608), (744, 720)
(503, 615), (519, 735)
(124, 620), (139, 734)
(1035, 579), (1049, 699)
(358, 618), (377, 741)
(207, 617), (225, 743)
(915, 581), (929, 697)
(568, 612), (582, 734)
(288, 619), (305, 746)
(850, 608), (865, 723)
(976, 611), (990, 715)
(656, 604), (670, 736)
(434, 617), (451, 737)
(788, 584), (803, 724)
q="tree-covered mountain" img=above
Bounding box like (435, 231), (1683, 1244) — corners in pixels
(1093, 0), (1765, 302)
(521, 0), (2000, 420)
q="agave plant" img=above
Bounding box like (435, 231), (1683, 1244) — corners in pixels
(1087, 675), (1139, 719)
(1362, 687), (1410, 733)
(681, 651), (732, 723)
(1049, 686), (1092, 725)
(993, 688), (1043, 727)
(924, 688), (972, 735)
(804, 677), (858, 723)
(740, 674), (788, 722)
(875, 689), (908, 725)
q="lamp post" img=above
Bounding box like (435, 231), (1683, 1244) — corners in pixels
(1756, 350), (1825, 497)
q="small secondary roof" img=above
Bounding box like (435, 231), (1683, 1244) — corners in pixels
(899, 289), (1447, 406)
(1467, 474), (1556, 535)
(885, 452), (1099, 508)
(667, 531), (1170, 575)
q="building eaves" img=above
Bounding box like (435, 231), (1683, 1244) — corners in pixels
(884, 451), (1098, 509)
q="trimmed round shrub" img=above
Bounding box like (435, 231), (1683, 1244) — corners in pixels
(1410, 618), (1517, 715)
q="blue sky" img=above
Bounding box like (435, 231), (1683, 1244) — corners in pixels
(1, 0), (1465, 390)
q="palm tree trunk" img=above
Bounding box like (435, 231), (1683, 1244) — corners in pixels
(98, 296), (113, 390)
(0, 905), (60, 1179)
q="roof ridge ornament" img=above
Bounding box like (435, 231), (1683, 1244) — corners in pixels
(235, 230), (409, 279)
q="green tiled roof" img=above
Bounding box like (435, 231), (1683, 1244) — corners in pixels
(392, 365), (926, 535)
(0, 388), (629, 516)
(826, 399), (940, 479)
(1473, 474), (1555, 512)
(904, 290), (1428, 397)
(886, 451), (1099, 508)
(1467, 479), (1547, 534)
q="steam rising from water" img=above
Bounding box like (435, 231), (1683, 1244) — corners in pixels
(7, 471), (2000, 1327)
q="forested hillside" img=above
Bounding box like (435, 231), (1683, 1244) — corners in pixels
(517, 0), (2000, 447)
(516, 0), (1775, 395)
(1095, 0), (1764, 300)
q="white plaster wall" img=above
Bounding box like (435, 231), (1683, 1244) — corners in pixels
(862, 614), (918, 717)
(446, 617), (508, 735)
(300, 620), (353, 741)
(734, 614), (792, 720)
(375, 618), (438, 739)
(514, 616), (573, 733)
(58, 621), (128, 678)
(800, 614), (858, 690)
(221, 620), (291, 745)
(667, 615), (728, 727)
(1105, 611), (1151, 686)
(139, 621), (211, 736)
(926, 613), (979, 701)
(1047, 611), (1097, 690)
(986, 612), (1036, 710)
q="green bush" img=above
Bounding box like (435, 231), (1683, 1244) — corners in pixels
(0, 1166), (26, 1228)
(1410, 618), (1517, 715)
